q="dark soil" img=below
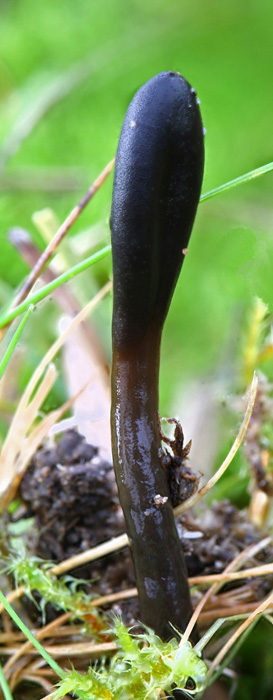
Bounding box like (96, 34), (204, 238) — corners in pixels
(15, 429), (273, 624)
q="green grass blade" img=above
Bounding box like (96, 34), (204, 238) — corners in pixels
(194, 613), (251, 655)
(0, 306), (33, 379)
(207, 618), (259, 687)
(0, 588), (65, 681)
(0, 662), (14, 700)
(0, 244), (111, 329)
(0, 588), (94, 700)
(200, 161), (273, 202)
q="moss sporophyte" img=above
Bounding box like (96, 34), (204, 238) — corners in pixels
(110, 71), (204, 642)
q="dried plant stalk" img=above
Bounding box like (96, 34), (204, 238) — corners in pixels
(0, 159), (114, 340)
(174, 372), (258, 516)
(0, 282), (111, 512)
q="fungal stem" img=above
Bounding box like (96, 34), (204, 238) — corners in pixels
(110, 71), (204, 641)
(111, 331), (194, 640)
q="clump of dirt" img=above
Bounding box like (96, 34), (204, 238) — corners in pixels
(181, 502), (273, 594)
(20, 429), (123, 562)
(15, 429), (273, 621)
(18, 429), (135, 608)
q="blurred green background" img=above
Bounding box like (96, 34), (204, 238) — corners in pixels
(0, 0), (272, 404)
(0, 3), (273, 696)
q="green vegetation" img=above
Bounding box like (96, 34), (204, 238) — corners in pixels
(0, 2), (273, 698)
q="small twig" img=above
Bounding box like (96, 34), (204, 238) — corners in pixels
(3, 641), (117, 659)
(9, 658), (55, 694)
(9, 227), (109, 372)
(0, 582), (137, 618)
(189, 562), (273, 585)
(8, 227), (81, 316)
(0, 589), (66, 687)
(3, 158), (114, 322)
(16, 673), (53, 693)
(51, 532), (129, 577)
(199, 600), (273, 624)
(91, 587), (138, 608)
(3, 544), (272, 622)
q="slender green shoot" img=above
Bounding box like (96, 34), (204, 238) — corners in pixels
(0, 244), (111, 329)
(207, 618), (259, 687)
(0, 587), (96, 700)
(0, 662), (14, 700)
(200, 160), (273, 202)
(0, 588), (65, 681)
(0, 306), (33, 379)
(194, 617), (228, 655)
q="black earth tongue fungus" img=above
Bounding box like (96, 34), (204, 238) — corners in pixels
(110, 71), (204, 642)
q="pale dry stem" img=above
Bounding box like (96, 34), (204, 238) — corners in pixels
(207, 589), (273, 679)
(0, 281), (111, 511)
(174, 372), (259, 516)
(0, 158), (115, 340)
(182, 533), (272, 644)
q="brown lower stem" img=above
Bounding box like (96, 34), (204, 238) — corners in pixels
(111, 330), (195, 641)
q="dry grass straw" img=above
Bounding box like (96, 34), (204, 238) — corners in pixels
(0, 158), (114, 340)
(207, 588), (273, 679)
(0, 281), (111, 513)
(183, 535), (273, 644)
(174, 372), (259, 516)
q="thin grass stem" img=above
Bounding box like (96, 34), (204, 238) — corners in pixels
(0, 662), (14, 700)
(0, 246), (111, 329)
(0, 589), (65, 680)
(207, 590), (273, 679)
(200, 161), (273, 202)
(0, 306), (33, 378)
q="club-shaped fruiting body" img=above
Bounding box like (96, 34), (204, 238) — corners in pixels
(111, 71), (204, 641)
